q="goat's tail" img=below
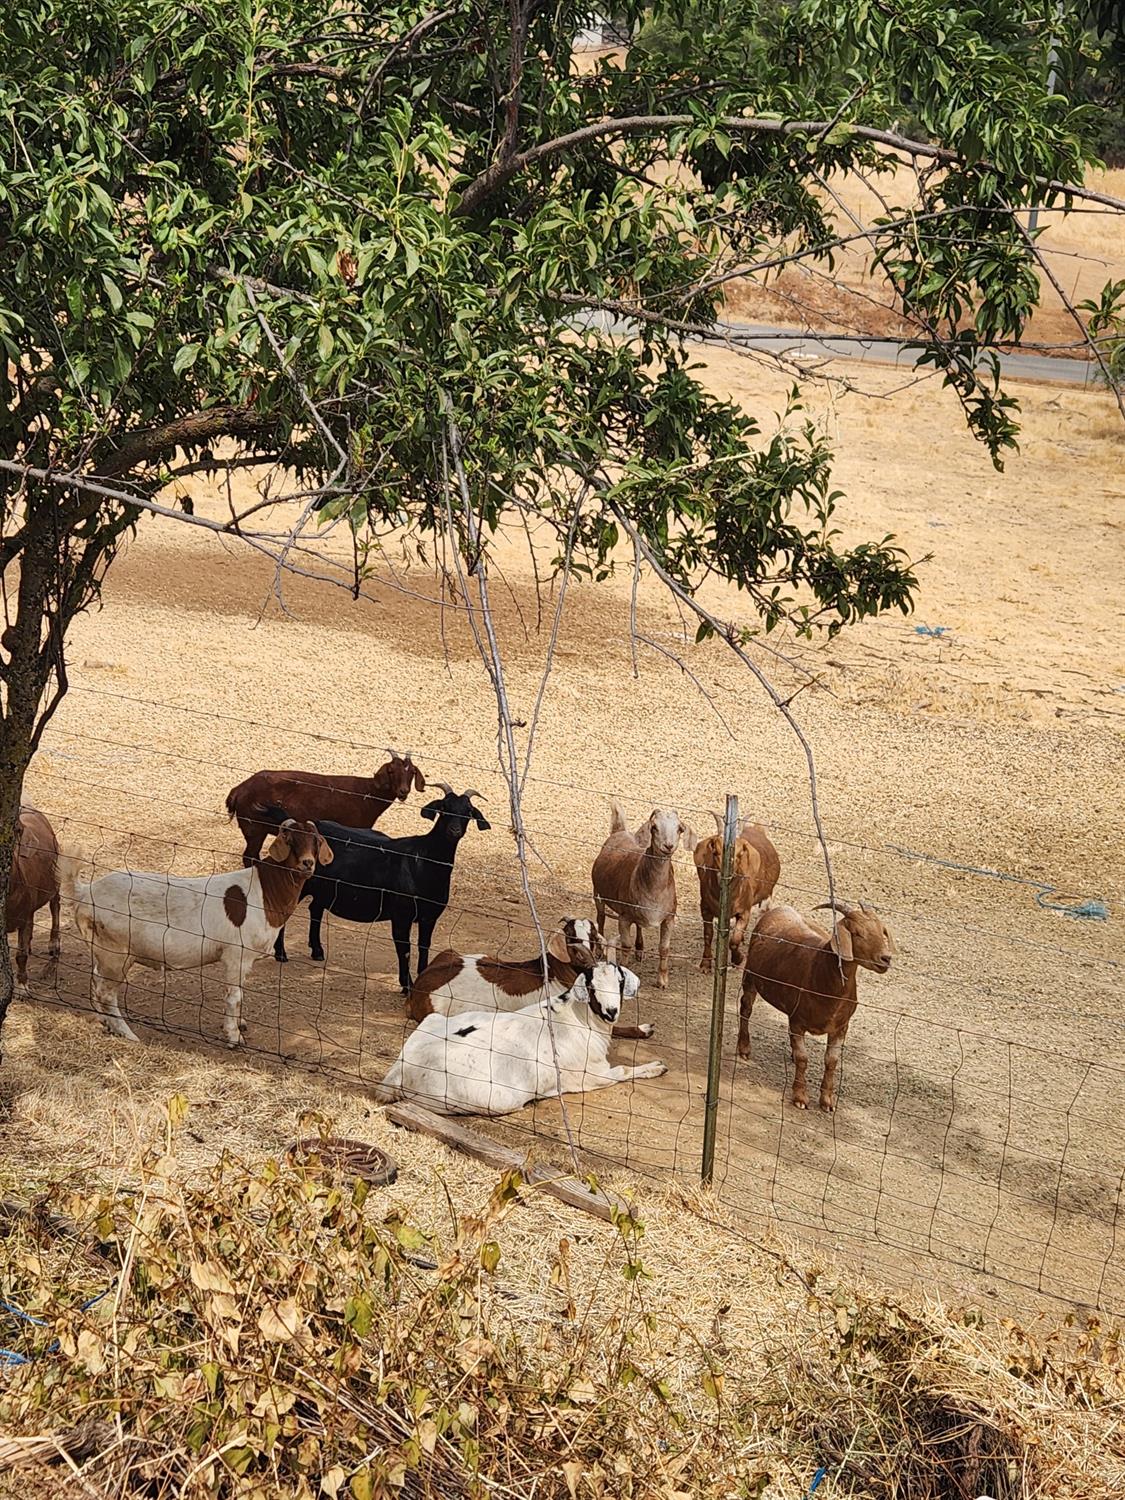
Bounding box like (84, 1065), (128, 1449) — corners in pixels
(224, 786), (241, 820)
(609, 799), (628, 834)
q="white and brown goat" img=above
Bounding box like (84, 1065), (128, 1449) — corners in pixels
(375, 962), (666, 1117)
(408, 917), (652, 1040)
(693, 814), (780, 973)
(592, 803), (693, 989)
(739, 899), (896, 1113)
(69, 820), (329, 1046)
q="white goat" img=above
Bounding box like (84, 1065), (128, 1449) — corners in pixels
(68, 820), (328, 1046)
(375, 962), (666, 1116)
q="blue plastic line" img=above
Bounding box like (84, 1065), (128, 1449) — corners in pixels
(1, 1286), (113, 1367)
(888, 845), (1110, 922)
(809, 1465), (828, 1493)
(914, 624), (949, 637)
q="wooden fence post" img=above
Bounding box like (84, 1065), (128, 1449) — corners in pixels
(701, 793), (739, 1186)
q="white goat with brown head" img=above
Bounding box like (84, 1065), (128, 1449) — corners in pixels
(739, 898), (896, 1113)
(591, 802), (693, 989)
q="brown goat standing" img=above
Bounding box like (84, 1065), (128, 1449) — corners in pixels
(6, 806), (61, 994)
(225, 749), (424, 864)
(693, 813), (780, 973)
(739, 900), (896, 1113)
(591, 803), (693, 989)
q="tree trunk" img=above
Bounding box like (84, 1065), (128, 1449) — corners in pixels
(0, 516), (61, 1056)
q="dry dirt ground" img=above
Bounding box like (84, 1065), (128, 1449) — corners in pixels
(3, 348), (1123, 1326)
(723, 164), (1125, 356)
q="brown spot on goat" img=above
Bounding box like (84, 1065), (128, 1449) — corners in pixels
(223, 885), (248, 927)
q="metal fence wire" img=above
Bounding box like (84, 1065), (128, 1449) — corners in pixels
(18, 709), (1125, 1322)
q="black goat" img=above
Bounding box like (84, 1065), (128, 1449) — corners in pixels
(272, 784), (490, 993)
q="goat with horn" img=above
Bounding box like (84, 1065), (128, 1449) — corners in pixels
(738, 898), (896, 1113)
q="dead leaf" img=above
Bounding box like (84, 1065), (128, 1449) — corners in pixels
(190, 1259), (236, 1296)
(320, 1467), (346, 1498)
(258, 1298), (303, 1341)
(455, 1336), (493, 1372)
(567, 1378), (597, 1404)
(563, 1459), (584, 1497)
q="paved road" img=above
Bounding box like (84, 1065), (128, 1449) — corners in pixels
(580, 310), (1096, 388)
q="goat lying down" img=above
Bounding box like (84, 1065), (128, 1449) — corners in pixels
(375, 962), (666, 1116)
(408, 917), (653, 1040)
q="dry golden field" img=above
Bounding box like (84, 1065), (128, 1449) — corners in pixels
(725, 164), (1125, 353)
(2, 343), (1123, 1328)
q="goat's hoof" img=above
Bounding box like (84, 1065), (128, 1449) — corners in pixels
(310, 951), (326, 963)
(225, 1038), (241, 1050)
(820, 1101), (836, 1115)
(274, 953), (288, 964)
(737, 1047), (750, 1062)
(637, 1023), (655, 1040)
(655, 977), (668, 990)
(792, 1099), (808, 1111)
(699, 959), (712, 974)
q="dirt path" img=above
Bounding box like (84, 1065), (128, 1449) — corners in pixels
(9, 354), (1124, 1319)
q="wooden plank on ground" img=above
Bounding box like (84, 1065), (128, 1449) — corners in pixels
(383, 1101), (634, 1224)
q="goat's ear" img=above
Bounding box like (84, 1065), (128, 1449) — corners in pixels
(679, 822), (696, 852)
(420, 801), (439, 821)
(412, 764), (426, 793)
(546, 930), (570, 964)
(884, 926), (898, 956)
(829, 919), (854, 961)
(266, 825), (293, 862)
(315, 833), (334, 866)
(471, 807), (491, 830)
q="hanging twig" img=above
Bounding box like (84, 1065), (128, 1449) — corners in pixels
(439, 391), (582, 1170)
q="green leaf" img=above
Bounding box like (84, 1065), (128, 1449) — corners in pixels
(172, 343), (201, 374)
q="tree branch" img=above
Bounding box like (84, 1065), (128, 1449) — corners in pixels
(455, 112), (1125, 218)
(92, 406), (276, 479)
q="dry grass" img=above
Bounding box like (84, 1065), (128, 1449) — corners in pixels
(0, 1100), (1122, 1499)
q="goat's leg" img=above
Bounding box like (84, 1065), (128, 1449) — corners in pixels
(46, 892), (61, 984)
(594, 895), (607, 934)
(14, 919), (32, 995)
(221, 955), (254, 1048)
(633, 920), (645, 959)
(308, 901), (326, 962)
(91, 962), (140, 1043)
(391, 915), (413, 996)
(611, 1022), (655, 1041)
(737, 978), (757, 1059)
(788, 1026), (810, 1110)
(615, 913), (632, 963)
(273, 925), (289, 963)
(699, 916), (714, 974)
(239, 817), (267, 868)
(550, 1057), (668, 1096)
(656, 916), (672, 990)
(819, 1023), (848, 1114)
(415, 907), (440, 981)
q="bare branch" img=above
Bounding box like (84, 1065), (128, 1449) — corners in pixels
(456, 112), (1125, 218)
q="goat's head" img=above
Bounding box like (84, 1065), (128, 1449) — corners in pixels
(566, 962), (640, 1024)
(420, 784), (491, 840)
(814, 900), (896, 972)
(383, 748), (426, 799)
(642, 807), (692, 859)
(265, 818), (332, 877)
(548, 917), (606, 970)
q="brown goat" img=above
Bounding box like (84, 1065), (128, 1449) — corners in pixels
(225, 749), (424, 863)
(592, 803), (693, 989)
(693, 813), (780, 973)
(738, 899), (896, 1113)
(6, 806), (61, 994)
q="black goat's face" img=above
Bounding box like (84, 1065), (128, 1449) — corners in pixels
(420, 789), (491, 839)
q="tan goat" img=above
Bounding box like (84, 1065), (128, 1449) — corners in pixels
(738, 899), (896, 1113)
(591, 803), (693, 989)
(693, 813), (780, 973)
(6, 807), (61, 994)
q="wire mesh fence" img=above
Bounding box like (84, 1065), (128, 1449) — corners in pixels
(16, 695), (1125, 1322)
